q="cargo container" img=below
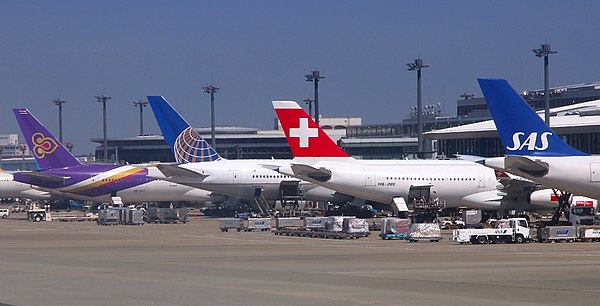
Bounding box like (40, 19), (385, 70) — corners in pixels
(275, 217), (303, 229)
(126, 209), (145, 225)
(379, 217), (410, 240)
(97, 209), (119, 225)
(219, 218), (243, 232)
(303, 217), (327, 230)
(244, 218), (271, 231)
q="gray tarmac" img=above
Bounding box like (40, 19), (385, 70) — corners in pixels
(1, 215), (600, 306)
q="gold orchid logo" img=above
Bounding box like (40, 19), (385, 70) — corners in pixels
(31, 132), (58, 158)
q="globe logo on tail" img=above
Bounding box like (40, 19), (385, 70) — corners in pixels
(31, 132), (58, 159)
(174, 127), (220, 163)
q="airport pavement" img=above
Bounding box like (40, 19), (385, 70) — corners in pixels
(1, 215), (600, 306)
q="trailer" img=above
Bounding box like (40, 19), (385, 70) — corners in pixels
(452, 217), (531, 244)
(379, 217), (410, 240)
(219, 218), (243, 232)
(125, 209), (145, 225)
(242, 218), (271, 231)
(273, 217), (371, 239)
(97, 209), (120, 225)
(146, 207), (188, 224)
(578, 226), (600, 242)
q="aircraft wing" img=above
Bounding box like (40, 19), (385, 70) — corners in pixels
(290, 164), (332, 182)
(505, 155), (549, 177)
(156, 164), (209, 180)
(18, 171), (70, 182)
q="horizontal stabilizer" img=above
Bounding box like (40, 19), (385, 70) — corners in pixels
(505, 156), (549, 177)
(290, 164), (332, 182)
(156, 164), (209, 180)
(455, 154), (485, 164)
(19, 171), (70, 182)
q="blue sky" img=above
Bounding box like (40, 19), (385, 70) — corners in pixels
(2, 1), (600, 154)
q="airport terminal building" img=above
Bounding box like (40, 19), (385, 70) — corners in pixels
(92, 81), (600, 163)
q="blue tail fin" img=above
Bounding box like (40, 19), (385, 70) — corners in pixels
(477, 79), (588, 157)
(13, 108), (82, 169)
(147, 96), (221, 163)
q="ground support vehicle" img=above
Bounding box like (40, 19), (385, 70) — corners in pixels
(536, 203), (599, 242)
(125, 209), (145, 225)
(578, 226), (600, 242)
(452, 218), (531, 244)
(273, 216), (370, 239)
(27, 208), (48, 222)
(274, 217), (304, 229)
(379, 217), (410, 240)
(0, 208), (9, 219)
(536, 225), (600, 242)
(97, 209), (119, 225)
(54, 211), (96, 222)
(242, 218), (271, 231)
(219, 218), (243, 232)
(537, 226), (577, 243)
(407, 196), (444, 242)
(146, 207), (188, 224)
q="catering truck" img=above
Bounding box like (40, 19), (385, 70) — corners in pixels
(452, 218), (531, 244)
(537, 199), (599, 242)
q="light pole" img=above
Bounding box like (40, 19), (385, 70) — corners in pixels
(52, 98), (67, 144)
(305, 70), (324, 125)
(303, 97), (314, 118)
(533, 43), (557, 126)
(95, 94), (112, 162)
(202, 85), (220, 148)
(407, 58), (429, 156)
(133, 99), (149, 136)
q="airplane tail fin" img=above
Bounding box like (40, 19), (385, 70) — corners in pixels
(273, 101), (350, 160)
(12, 108), (81, 169)
(147, 96), (221, 163)
(477, 78), (588, 157)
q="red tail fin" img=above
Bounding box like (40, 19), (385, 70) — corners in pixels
(273, 101), (349, 158)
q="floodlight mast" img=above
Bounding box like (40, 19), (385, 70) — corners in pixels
(203, 85), (220, 148)
(407, 58), (429, 156)
(305, 70), (324, 125)
(52, 98), (67, 144)
(533, 43), (557, 126)
(133, 99), (149, 136)
(303, 97), (314, 118)
(95, 94), (112, 162)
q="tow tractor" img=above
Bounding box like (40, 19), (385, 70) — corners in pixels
(27, 204), (51, 222)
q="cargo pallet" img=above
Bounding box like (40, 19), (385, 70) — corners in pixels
(272, 228), (370, 239)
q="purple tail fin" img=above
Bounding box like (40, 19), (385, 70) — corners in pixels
(13, 108), (81, 169)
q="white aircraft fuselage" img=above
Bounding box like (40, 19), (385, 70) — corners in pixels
(280, 159), (500, 207)
(485, 155), (600, 200)
(149, 159), (353, 203)
(0, 172), (52, 200)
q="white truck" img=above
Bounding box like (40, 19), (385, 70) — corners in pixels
(452, 218), (531, 244)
